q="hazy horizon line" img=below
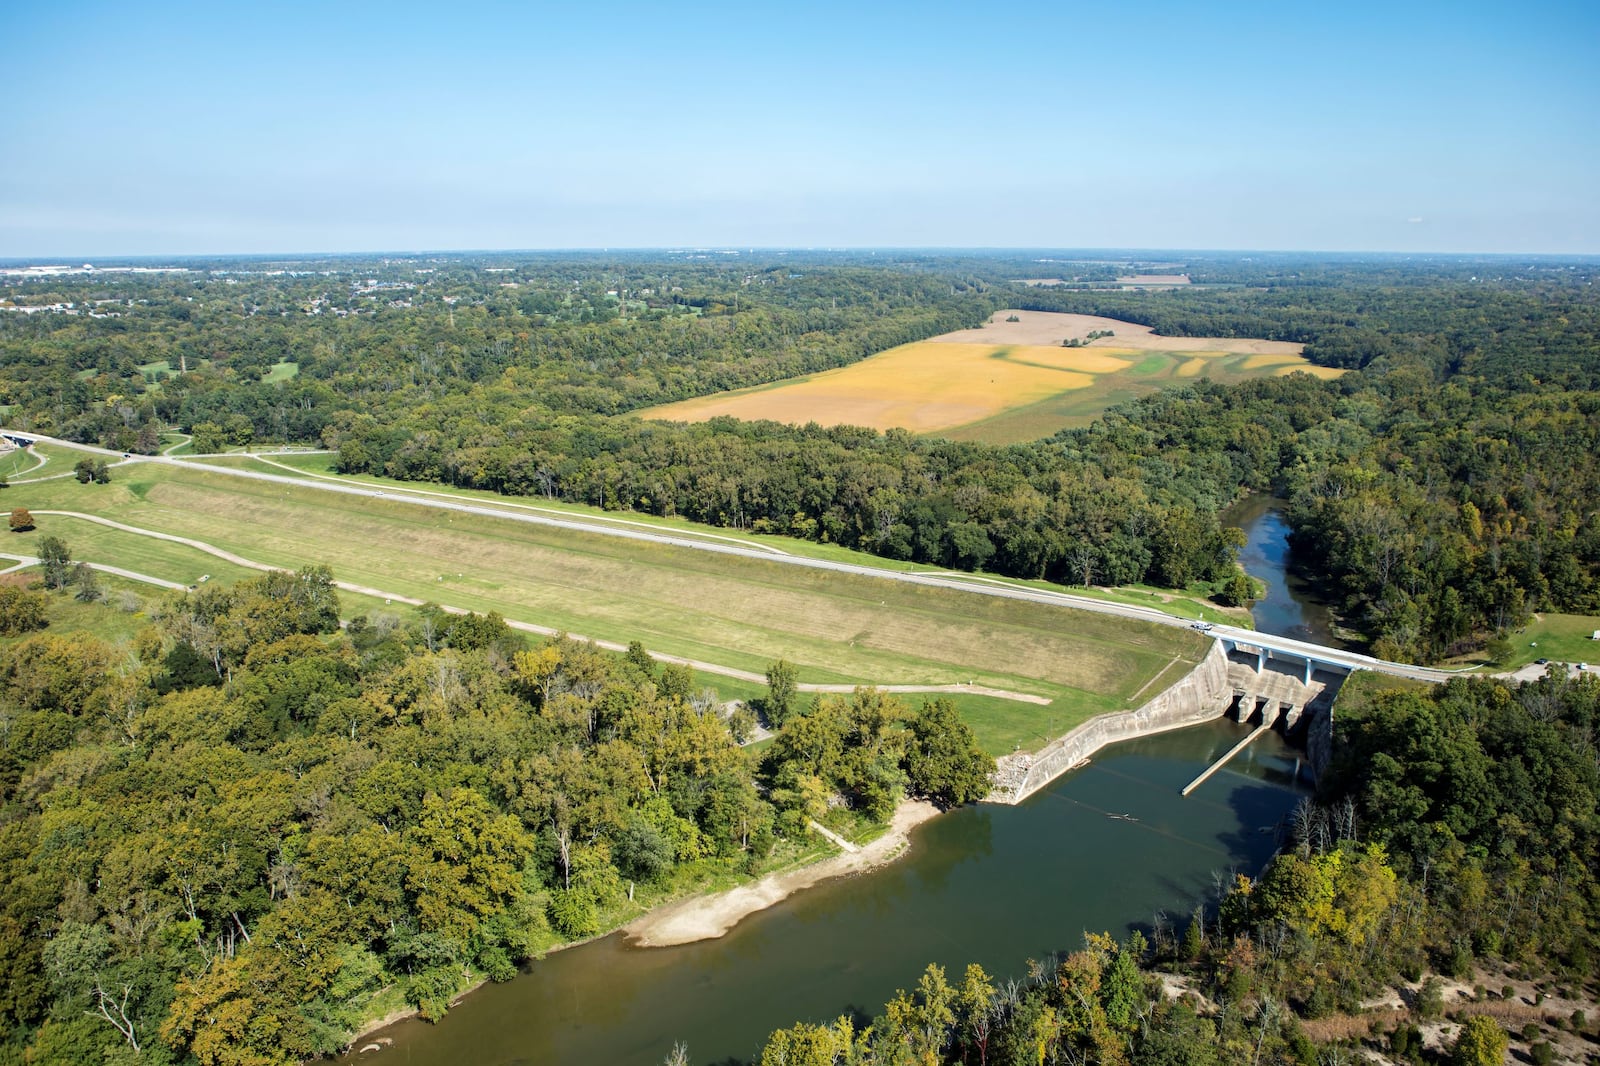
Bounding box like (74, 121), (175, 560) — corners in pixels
(5, 245), (1599, 265)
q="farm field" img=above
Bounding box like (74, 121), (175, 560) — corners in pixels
(643, 309), (1342, 444)
(5, 457), (1208, 754)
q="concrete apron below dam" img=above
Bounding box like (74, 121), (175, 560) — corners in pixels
(987, 641), (1346, 805)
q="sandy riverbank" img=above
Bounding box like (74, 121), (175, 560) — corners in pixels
(335, 800), (941, 1053)
(624, 799), (942, 947)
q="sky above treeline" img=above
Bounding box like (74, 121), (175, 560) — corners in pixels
(4, 0), (1597, 257)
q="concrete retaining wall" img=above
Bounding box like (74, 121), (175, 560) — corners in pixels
(987, 641), (1233, 805)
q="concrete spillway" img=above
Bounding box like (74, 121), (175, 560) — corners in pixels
(1180, 721), (1274, 796)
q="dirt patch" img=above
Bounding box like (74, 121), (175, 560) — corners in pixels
(934, 310), (1303, 355)
(624, 800), (941, 947)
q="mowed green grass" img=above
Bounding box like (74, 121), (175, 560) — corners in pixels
(2, 441), (114, 482)
(8, 460), (1207, 753)
(944, 351), (1334, 444)
(6, 518), (261, 588)
(1497, 613), (1600, 670)
(1, 448), (46, 481)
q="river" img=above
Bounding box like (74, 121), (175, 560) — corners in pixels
(1222, 495), (1348, 649)
(338, 721), (1307, 1066)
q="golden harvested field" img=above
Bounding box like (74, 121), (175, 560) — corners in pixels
(643, 310), (1341, 444)
(1239, 352), (1304, 370)
(1277, 364), (1345, 380)
(647, 342), (1102, 434)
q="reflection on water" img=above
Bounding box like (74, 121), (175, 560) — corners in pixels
(340, 721), (1307, 1066)
(1222, 495), (1348, 648)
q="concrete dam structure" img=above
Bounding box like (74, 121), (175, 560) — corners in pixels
(988, 638), (1350, 805)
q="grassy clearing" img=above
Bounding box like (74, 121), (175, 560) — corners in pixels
(0, 573), (156, 650)
(138, 360), (173, 390)
(6, 460), (1206, 751)
(160, 433), (194, 456)
(195, 450), (1252, 637)
(931, 691), (1102, 756)
(1430, 612), (1600, 672)
(260, 452), (338, 475)
(3, 441), (111, 482)
(1502, 613), (1600, 669)
(262, 360), (299, 383)
(251, 452), (1013, 576)
(943, 349), (1337, 443)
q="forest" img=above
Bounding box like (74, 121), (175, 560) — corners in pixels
(5, 251), (1597, 660)
(0, 569), (990, 1066)
(7, 564), (1589, 1065)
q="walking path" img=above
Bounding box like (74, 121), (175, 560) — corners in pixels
(0, 548), (188, 590)
(806, 819), (860, 854)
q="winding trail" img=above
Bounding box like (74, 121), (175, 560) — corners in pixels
(0, 444), (49, 481)
(0, 548), (187, 590)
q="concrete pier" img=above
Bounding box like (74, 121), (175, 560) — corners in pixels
(1181, 721), (1273, 796)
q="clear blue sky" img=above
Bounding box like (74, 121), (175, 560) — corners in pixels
(3, 0), (1596, 256)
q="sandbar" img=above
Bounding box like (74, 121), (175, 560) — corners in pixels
(625, 799), (942, 947)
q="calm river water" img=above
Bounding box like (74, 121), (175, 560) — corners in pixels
(340, 722), (1308, 1066)
(1222, 495), (1348, 649)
